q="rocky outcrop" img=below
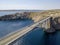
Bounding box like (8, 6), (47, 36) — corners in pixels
(0, 12), (30, 21)
(52, 17), (60, 30)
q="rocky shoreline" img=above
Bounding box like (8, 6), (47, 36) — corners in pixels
(0, 12), (31, 21)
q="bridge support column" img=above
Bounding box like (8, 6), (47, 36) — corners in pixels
(45, 19), (50, 30)
(37, 18), (51, 31)
(44, 17), (56, 33)
(42, 21), (47, 31)
(36, 23), (42, 28)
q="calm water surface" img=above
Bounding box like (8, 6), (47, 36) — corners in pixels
(0, 20), (34, 38)
(0, 11), (60, 45)
(0, 10), (42, 16)
(10, 28), (60, 45)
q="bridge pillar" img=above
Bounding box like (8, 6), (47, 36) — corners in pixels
(41, 22), (46, 28)
(37, 17), (51, 31)
(36, 23), (42, 28)
(45, 19), (50, 30)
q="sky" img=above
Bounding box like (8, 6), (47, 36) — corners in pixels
(0, 0), (60, 10)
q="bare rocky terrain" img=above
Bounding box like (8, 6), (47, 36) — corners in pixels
(29, 9), (60, 22)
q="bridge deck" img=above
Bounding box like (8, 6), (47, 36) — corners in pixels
(0, 16), (51, 45)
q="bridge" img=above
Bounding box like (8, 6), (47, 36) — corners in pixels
(0, 16), (52, 45)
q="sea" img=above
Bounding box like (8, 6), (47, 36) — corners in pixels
(0, 10), (60, 45)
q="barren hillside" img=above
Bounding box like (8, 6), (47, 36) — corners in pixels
(29, 9), (60, 22)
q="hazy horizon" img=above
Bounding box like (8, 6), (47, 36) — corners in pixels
(0, 0), (60, 10)
(0, 9), (60, 10)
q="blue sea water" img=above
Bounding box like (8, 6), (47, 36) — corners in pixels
(10, 28), (60, 45)
(0, 11), (60, 45)
(0, 20), (34, 38)
(0, 11), (34, 38)
(0, 10), (42, 16)
(0, 10), (41, 38)
(0, 11), (21, 16)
